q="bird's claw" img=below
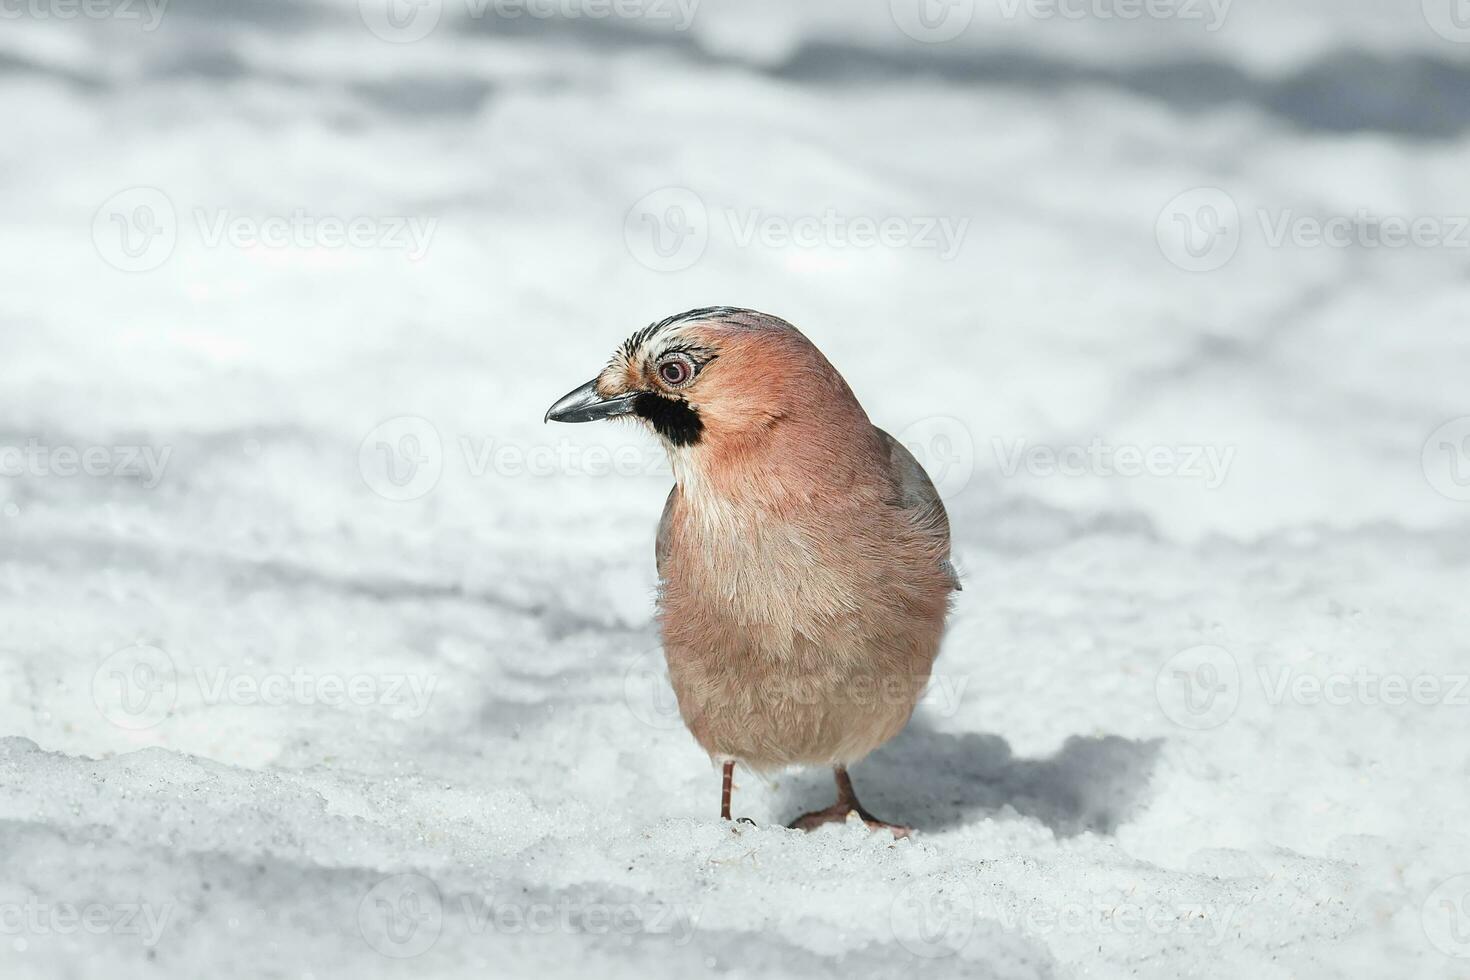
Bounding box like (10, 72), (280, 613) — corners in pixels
(788, 805), (911, 839)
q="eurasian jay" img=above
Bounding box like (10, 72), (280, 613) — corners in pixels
(546, 307), (958, 836)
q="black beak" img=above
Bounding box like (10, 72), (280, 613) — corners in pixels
(544, 379), (639, 424)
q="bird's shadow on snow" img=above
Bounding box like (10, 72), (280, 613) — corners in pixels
(773, 719), (1163, 837)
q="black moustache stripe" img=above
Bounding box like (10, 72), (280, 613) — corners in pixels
(633, 393), (703, 447)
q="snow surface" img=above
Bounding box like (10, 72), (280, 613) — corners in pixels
(2, 1), (1470, 977)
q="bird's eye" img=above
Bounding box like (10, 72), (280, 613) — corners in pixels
(656, 354), (695, 389)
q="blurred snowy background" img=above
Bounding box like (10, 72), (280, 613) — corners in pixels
(2, 0), (1470, 977)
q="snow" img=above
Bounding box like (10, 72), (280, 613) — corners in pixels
(2, 1), (1470, 977)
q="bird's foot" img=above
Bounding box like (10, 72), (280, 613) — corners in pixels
(788, 804), (912, 839)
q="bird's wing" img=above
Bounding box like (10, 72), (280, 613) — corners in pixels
(656, 484), (678, 580)
(874, 427), (962, 590)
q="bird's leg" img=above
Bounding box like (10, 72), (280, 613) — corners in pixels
(720, 760), (756, 828)
(835, 768), (912, 837)
(788, 766), (912, 838)
(721, 760), (733, 820)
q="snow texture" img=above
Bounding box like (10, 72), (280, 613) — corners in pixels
(2, 1), (1469, 977)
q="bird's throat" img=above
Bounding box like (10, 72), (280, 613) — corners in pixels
(633, 392), (703, 447)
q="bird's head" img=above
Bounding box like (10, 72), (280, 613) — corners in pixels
(544, 307), (869, 461)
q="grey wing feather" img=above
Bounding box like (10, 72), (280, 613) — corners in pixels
(656, 484), (678, 580)
(875, 428), (962, 590)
